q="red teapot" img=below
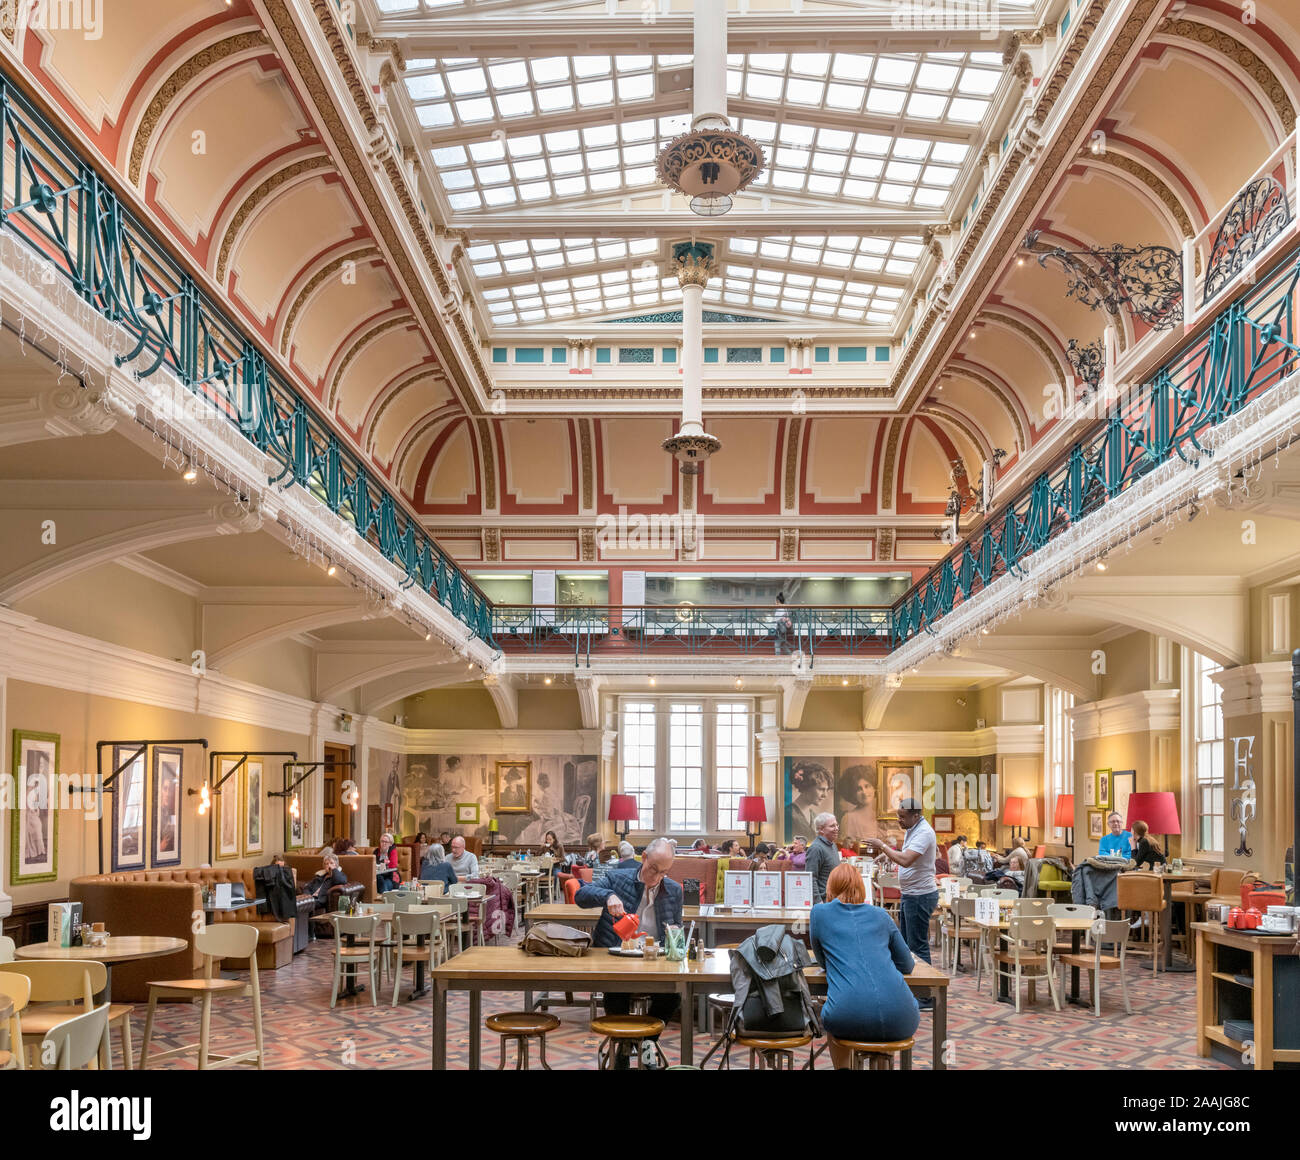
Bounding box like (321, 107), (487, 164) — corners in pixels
(1227, 907), (1243, 929)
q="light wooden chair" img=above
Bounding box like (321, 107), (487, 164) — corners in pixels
(1012, 897), (1051, 916)
(328, 913), (382, 1007)
(876, 873), (900, 920)
(1172, 868), (1246, 962)
(139, 924), (264, 1070)
(983, 888), (1019, 901)
(1047, 902), (1097, 957)
(994, 916), (1061, 1013)
(1117, 872), (1165, 973)
(942, 897), (986, 987)
(1058, 917), (1133, 1016)
(41, 1004), (111, 1071)
(0, 959), (133, 1070)
(0, 971), (30, 1070)
(0, 935), (15, 963)
(390, 910), (443, 1005)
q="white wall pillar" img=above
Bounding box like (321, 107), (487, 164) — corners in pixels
(681, 281), (704, 435)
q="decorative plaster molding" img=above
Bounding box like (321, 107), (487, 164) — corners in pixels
(1211, 662), (1294, 718)
(1067, 689), (1181, 741)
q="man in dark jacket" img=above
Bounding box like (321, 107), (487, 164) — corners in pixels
(576, 837), (682, 1068)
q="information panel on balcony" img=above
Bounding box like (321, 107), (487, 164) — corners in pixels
(622, 571), (645, 606)
(533, 570), (555, 624)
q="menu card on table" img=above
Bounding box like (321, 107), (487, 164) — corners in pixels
(784, 871), (813, 909)
(753, 872), (783, 908)
(724, 870), (753, 908)
(974, 897), (1001, 925)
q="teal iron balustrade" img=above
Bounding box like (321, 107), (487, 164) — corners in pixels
(0, 75), (494, 645)
(892, 240), (1300, 646)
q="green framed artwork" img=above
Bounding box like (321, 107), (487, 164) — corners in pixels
(11, 730), (60, 884)
(1095, 768), (1112, 810)
(455, 802), (480, 825)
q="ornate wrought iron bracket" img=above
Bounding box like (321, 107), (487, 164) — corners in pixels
(1066, 338), (1104, 396)
(1203, 175), (1292, 305)
(1024, 230), (1183, 329)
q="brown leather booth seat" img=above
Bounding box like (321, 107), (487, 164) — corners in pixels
(69, 866), (296, 1002)
(283, 852), (378, 901)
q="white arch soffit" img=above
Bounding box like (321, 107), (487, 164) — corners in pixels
(0, 510), (233, 606)
(863, 683), (896, 730)
(357, 665), (472, 716)
(208, 603), (390, 670)
(1063, 593), (1245, 668)
(958, 644), (1097, 700)
(320, 656), (466, 706)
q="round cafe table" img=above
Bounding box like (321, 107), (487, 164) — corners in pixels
(15, 936), (188, 1003)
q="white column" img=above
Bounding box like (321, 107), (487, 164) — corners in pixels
(692, 0), (728, 129)
(0, 670), (11, 921)
(681, 281), (704, 435)
(582, 341), (593, 374)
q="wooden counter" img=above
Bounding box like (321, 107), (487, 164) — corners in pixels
(1194, 922), (1300, 1070)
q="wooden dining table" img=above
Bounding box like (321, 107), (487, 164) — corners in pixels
(15, 936), (189, 1003)
(431, 945), (950, 1070)
(1124, 869), (1212, 973)
(524, 902), (815, 946)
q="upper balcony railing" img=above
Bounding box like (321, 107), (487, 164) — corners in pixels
(494, 604), (892, 662)
(0, 73), (494, 645)
(892, 231), (1300, 647)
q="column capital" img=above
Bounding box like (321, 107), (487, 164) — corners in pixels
(672, 240), (717, 287)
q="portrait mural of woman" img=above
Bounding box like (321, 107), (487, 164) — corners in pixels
(837, 763), (880, 843)
(785, 759), (835, 842)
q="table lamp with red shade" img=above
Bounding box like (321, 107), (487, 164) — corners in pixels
(1003, 796), (1040, 845)
(608, 793), (639, 843)
(737, 795), (767, 854)
(1053, 793), (1075, 852)
(1125, 791), (1180, 861)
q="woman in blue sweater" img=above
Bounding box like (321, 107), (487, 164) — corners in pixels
(809, 863), (919, 1069)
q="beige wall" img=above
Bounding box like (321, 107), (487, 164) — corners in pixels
(1097, 631), (1153, 700)
(5, 679), (310, 910)
(880, 690), (977, 732)
(14, 565), (196, 664)
(517, 689), (583, 730)
(1073, 729), (1182, 858)
(797, 690), (863, 732)
(398, 689), (502, 730)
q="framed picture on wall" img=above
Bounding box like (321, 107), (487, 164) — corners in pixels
(242, 759), (264, 858)
(879, 761), (922, 818)
(10, 730), (59, 885)
(1112, 771), (1136, 829)
(932, 813), (955, 835)
(285, 769), (310, 851)
(215, 758), (241, 861)
(111, 744), (147, 873)
(456, 802), (480, 825)
(495, 761), (532, 813)
(152, 747), (183, 868)
(1095, 768), (1112, 810)
(1088, 811), (1105, 840)
(1082, 772), (1096, 808)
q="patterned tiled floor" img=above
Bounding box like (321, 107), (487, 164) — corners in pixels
(107, 934), (1231, 1071)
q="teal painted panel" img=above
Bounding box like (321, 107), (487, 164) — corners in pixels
(814, 346), (830, 363)
(662, 347), (677, 363)
(837, 346), (867, 363)
(619, 347), (654, 364)
(875, 346), (891, 362)
(515, 347), (544, 364)
(704, 347), (719, 364)
(770, 347), (785, 363)
(727, 346), (761, 363)
(492, 348), (508, 364)
(596, 347), (612, 364)
(551, 347), (567, 363)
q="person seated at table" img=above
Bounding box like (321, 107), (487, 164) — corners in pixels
(999, 852), (1028, 894)
(968, 840), (994, 878)
(1098, 812), (1133, 859)
(810, 864), (918, 1070)
(374, 832), (401, 894)
(947, 835), (969, 871)
(420, 843), (457, 889)
(332, 837), (357, 857)
(1130, 820), (1167, 870)
(582, 834), (606, 868)
(751, 842), (779, 869)
(614, 841), (639, 870)
(689, 838), (710, 852)
(541, 831), (566, 872)
(775, 835), (808, 869)
(299, 851), (348, 910)
(718, 839), (744, 857)
(438, 830), (452, 848)
(576, 837), (682, 1069)
(448, 835), (479, 880)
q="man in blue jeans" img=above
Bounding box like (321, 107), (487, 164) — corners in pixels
(865, 798), (938, 1009)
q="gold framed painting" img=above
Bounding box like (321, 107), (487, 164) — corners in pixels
(495, 761), (532, 813)
(1095, 768), (1112, 810)
(214, 758), (241, 861)
(1088, 811), (1105, 840)
(11, 730), (60, 885)
(242, 759), (264, 858)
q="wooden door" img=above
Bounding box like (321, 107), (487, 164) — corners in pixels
(322, 743), (353, 846)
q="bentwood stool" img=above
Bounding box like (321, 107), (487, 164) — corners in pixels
(485, 1011), (560, 1069)
(591, 1015), (668, 1070)
(139, 925), (265, 1070)
(734, 1031), (815, 1070)
(826, 1034), (915, 1070)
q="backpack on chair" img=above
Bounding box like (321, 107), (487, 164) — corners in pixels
(715, 923), (821, 1069)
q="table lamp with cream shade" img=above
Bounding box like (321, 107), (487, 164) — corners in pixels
(608, 793), (638, 843)
(1003, 796), (1040, 845)
(1125, 791), (1181, 862)
(736, 795), (767, 853)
